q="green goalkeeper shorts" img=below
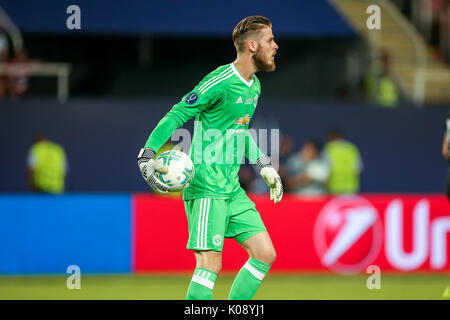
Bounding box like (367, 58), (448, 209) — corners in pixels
(184, 188), (267, 252)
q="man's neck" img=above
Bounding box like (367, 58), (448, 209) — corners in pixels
(233, 57), (256, 82)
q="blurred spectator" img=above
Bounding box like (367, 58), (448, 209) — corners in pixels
(278, 134), (295, 189)
(6, 49), (29, 99)
(440, 1), (450, 62)
(442, 112), (450, 200)
(27, 135), (68, 194)
(0, 28), (8, 60)
(0, 7), (25, 99)
(285, 139), (329, 196)
(407, 0), (450, 63)
(412, 0), (446, 46)
(0, 27), (9, 98)
(365, 51), (399, 108)
(323, 129), (363, 195)
(239, 164), (256, 192)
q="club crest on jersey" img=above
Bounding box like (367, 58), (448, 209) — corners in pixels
(234, 114), (251, 126)
(185, 92), (198, 105)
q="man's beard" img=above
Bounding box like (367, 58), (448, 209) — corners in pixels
(252, 46), (276, 72)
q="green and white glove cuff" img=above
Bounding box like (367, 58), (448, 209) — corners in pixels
(137, 148), (156, 165)
(256, 155), (272, 171)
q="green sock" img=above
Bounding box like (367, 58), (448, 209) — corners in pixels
(228, 257), (271, 300)
(186, 268), (217, 300)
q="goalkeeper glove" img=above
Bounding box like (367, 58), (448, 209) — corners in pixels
(137, 148), (170, 194)
(256, 155), (283, 204)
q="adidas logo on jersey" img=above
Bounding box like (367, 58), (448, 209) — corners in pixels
(236, 96), (243, 104)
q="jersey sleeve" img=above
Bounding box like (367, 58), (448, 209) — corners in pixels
(144, 84), (223, 152)
(244, 76), (264, 164)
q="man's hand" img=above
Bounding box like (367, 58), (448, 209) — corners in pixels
(137, 148), (170, 194)
(257, 156), (283, 204)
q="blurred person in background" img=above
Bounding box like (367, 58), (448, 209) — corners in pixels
(365, 51), (399, 108)
(324, 128), (363, 195)
(5, 48), (29, 99)
(0, 27), (10, 98)
(238, 164), (256, 192)
(442, 112), (450, 200)
(285, 139), (329, 196)
(440, 1), (450, 62)
(27, 134), (68, 194)
(0, 7), (25, 99)
(277, 134), (294, 189)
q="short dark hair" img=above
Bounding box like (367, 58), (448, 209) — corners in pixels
(328, 128), (343, 140)
(232, 16), (272, 52)
(304, 139), (322, 153)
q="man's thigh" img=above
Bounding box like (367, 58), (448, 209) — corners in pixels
(194, 250), (222, 273)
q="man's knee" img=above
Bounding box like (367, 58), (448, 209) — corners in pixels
(253, 249), (276, 265)
(202, 261), (221, 275)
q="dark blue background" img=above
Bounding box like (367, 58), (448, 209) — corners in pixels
(1, 98), (448, 193)
(0, 0), (355, 36)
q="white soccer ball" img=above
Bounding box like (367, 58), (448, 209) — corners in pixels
(154, 149), (195, 192)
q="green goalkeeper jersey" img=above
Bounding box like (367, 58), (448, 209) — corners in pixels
(145, 63), (264, 200)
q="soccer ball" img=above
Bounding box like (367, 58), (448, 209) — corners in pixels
(154, 149), (195, 192)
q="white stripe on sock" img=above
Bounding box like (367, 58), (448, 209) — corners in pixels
(243, 262), (266, 281)
(192, 275), (215, 290)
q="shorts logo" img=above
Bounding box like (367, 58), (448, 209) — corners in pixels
(212, 234), (223, 247)
(185, 92), (198, 105)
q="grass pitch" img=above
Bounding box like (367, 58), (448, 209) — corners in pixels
(0, 273), (449, 300)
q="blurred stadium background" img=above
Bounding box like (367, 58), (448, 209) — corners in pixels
(1, 0), (450, 300)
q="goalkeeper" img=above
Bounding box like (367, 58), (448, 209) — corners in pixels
(137, 15), (282, 300)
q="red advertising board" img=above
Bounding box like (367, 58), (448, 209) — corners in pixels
(133, 194), (450, 273)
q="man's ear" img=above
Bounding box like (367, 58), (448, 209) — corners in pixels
(247, 40), (258, 53)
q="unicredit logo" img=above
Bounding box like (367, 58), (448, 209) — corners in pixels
(314, 195), (383, 274)
(314, 196), (450, 273)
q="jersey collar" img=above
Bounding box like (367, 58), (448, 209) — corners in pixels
(231, 63), (254, 87)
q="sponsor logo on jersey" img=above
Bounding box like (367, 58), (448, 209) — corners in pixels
(227, 128), (247, 134)
(185, 92), (198, 105)
(236, 96), (243, 104)
(234, 114), (251, 126)
(241, 94), (258, 107)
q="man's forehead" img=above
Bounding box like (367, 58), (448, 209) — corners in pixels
(260, 26), (274, 38)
